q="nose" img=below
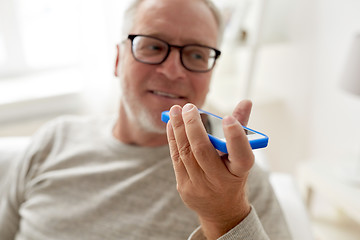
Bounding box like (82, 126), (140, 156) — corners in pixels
(155, 48), (186, 79)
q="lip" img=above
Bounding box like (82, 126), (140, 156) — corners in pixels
(149, 90), (186, 100)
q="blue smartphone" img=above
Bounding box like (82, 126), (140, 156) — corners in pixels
(161, 109), (268, 153)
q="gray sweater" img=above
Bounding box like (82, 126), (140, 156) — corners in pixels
(0, 116), (291, 240)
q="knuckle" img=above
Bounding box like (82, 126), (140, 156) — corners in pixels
(178, 142), (193, 159)
(183, 116), (197, 127)
(225, 123), (242, 137)
(170, 148), (181, 161)
(192, 143), (210, 158)
(176, 183), (182, 193)
(168, 138), (180, 157)
(171, 119), (183, 129)
(238, 152), (255, 170)
(176, 183), (186, 195)
(247, 153), (255, 168)
(167, 136), (176, 145)
(177, 183), (192, 198)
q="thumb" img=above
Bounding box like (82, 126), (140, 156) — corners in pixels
(222, 115), (254, 177)
(232, 100), (252, 127)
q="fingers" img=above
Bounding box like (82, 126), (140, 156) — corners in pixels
(167, 102), (254, 181)
(222, 115), (254, 177)
(232, 100), (252, 127)
(166, 120), (189, 185)
(168, 104), (224, 179)
(167, 105), (252, 230)
(168, 105), (203, 181)
(180, 104), (224, 175)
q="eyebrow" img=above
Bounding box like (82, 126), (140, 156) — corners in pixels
(137, 32), (215, 47)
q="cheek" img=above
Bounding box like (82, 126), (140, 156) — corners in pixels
(192, 75), (211, 104)
(121, 59), (150, 91)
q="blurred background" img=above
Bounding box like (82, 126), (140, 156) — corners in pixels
(1, 0), (360, 239)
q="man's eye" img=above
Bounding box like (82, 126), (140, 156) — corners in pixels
(147, 45), (163, 51)
(191, 53), (204, 60)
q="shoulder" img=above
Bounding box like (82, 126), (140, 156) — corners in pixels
(38, 115), (114, 137)
(26, 115), (114, 157)
(20, 115), (114, 174)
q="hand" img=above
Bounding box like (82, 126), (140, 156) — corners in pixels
(166, 101), (254, 239)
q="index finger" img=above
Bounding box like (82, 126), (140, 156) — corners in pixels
(181, 104), (226, 176)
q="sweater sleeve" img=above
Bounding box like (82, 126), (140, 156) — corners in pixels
(0, 154), (24, 240)
(188, 206), (270, 240)
(0, 120), (57, 239)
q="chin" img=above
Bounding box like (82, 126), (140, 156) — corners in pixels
(139, 117), (167, 134)
(133, 105), (167, 134)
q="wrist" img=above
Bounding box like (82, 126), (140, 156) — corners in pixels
(199, 203), (251, 240)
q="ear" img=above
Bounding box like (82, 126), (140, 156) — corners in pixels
(114, 44), (120, 77)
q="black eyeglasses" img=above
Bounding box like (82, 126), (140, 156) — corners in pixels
(127, 34), (221, 73)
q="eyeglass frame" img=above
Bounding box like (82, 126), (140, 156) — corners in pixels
(127, 34), (221, 73)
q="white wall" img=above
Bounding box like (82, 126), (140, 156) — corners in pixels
(214, 0), (360, 173)
(212, 0), (319, 173)
(310, 0), (360, 162)
(256, 0), (360, 172)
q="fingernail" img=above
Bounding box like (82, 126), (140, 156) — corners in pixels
(223, 116), (236, 125)
(182, 103), (194, 113)
(170, 106), (182, 117)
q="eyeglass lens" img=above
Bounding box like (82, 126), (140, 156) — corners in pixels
(131, 35), (218, 72)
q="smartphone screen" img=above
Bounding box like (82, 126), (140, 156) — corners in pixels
(161, 109), (268, 152)
(199, 111), (266, 142)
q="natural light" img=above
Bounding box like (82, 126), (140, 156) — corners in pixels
(0, 0), (130, 120)
(0, 0), (241, 121)
(18, 0), (82, 69)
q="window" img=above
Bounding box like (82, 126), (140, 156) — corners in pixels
(0, 0), (129, 122)
(0, 35), (6, 66)
(0, 0), (82, 78)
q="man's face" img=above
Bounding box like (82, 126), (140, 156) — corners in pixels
(117, 0), (219, 133)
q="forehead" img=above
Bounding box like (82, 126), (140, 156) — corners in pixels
(130, 0), (219, 47)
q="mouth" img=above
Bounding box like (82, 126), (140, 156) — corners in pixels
(150, 90), (185, 100)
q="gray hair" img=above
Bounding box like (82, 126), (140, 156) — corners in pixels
(120, 0), (224, 46)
